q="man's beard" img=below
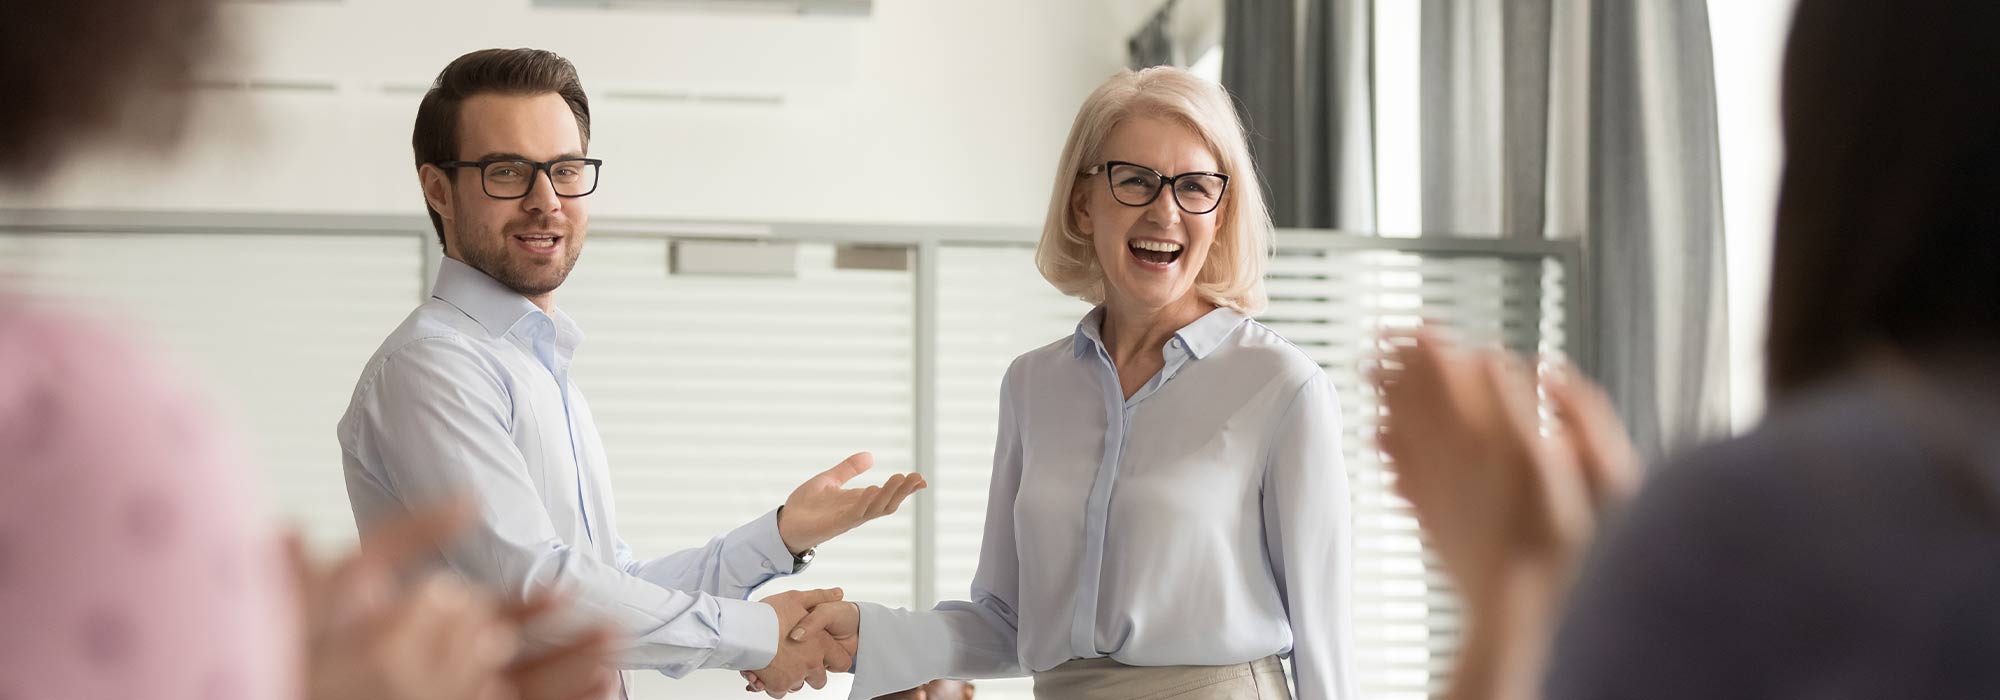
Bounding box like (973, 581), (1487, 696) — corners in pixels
(458, 218), (583, 298)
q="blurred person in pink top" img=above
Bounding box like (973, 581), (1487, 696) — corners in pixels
(0, 2), (615, 699)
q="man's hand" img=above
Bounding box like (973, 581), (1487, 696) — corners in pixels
(777, 452), (927, 554)
(750, 588), (847, 697)
(746, 599), (861, 695)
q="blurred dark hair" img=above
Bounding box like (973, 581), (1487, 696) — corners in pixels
(1766, 0), (2000, 399)
(0, 0), (218, 185)
(412, 48), (592, 250)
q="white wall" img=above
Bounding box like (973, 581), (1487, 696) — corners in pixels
(1708, 0), (1798, 429)
(5, 0), (1129, 228)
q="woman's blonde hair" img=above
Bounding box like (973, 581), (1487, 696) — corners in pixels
(1035, 66), (1272, 314)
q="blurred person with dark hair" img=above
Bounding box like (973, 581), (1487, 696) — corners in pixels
(0, 3), (613, 699)
(1374, 1), (2000, 698)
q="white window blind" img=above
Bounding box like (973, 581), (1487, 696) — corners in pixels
(0, 219), (1574, 700)
(933, 244), (1091, 700)
(1258, 238), (1569, 700)
(559, 237), (916, 699)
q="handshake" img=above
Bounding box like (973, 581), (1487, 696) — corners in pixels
(742, 451), (924, 697)
(743, 588), (865, 697)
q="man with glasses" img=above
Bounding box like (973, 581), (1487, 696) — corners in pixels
(337, 48), (922, 699)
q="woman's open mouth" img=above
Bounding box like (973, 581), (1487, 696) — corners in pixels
(1128, 239), (1184, 267)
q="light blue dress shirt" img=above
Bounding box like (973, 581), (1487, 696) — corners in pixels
(848, 306), (1355, 700)
(338, 257), (799, 678)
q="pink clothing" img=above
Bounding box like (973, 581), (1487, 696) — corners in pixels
(0, 299), (298, 699)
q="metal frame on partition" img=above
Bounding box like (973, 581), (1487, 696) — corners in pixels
(0, 208), (1590, 608)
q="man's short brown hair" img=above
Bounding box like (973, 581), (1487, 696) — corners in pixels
(412, 48), (591, 250)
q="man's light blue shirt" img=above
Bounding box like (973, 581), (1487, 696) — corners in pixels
(338, 256), (798, 676)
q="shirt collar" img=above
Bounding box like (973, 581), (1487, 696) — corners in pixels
(1173, 306), (1248, 360)
(1070, 305), (1248, 361)
(432, 256), (555, 340)
(1072, 306), (1110, 359)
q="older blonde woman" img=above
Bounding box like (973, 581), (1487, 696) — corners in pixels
(783, 66), (1354, 700)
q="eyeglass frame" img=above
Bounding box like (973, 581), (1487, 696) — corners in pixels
(429, 157), (605, 200)
(1082, 160), (1231, 215)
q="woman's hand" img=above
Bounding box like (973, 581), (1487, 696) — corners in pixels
(1372, 327), (1639, 700)
(291, 500), (625, 700)
(289, 502), (518, 700)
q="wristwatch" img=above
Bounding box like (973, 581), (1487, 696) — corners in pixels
(776, 505), (815, 573)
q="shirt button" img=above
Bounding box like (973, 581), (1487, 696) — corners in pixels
(762, 559), (774, 570)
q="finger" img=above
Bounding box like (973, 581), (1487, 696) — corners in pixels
(510, 628), (618, 700)
(1365, 363), (1404, 393)
(822, 631), (855, 673)
(806, 666), (828, 690)
(282, 528), (312, 590)
(1376, 325), (1424, 348)
(321, 552), (398, 634)
(778, 588), (844, 622)
(870, 473), (925, 518)
(867, 475), (907, 514)
(754, 662), (800, 695)
(789, 600), (848, 641)
(354, 497), (477, 573)
(1480, 350), (1545, 450)
(280, 528), (328, 627)
(573, 672), (618, 700)
(1481, 352), (1594, 533)
(509, 626), (615, 675)
(850, 485), (883, 516)
(1405, 325), (1460, 371)
(412, 575), (512, 680)
(1545, 364), (1641, 506)
(476, 677), (519, 700)
(445, 615), (519, 692)
(499, 587), (566, 626)
(814, 451), (875, 487)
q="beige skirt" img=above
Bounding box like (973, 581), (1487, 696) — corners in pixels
(1031, 655), (1292, 700)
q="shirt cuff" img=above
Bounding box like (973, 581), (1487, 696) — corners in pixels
(719, 507), (800, 589)
(708, 596), (780, 671)
(846, 602), (935, 700)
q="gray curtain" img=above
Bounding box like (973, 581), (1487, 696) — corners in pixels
(1129, 1), (1178, 69)
(1223, 0), (1376, 231)
(1587, 0), (1731, 459)
(1420, 0), (1730, 460)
